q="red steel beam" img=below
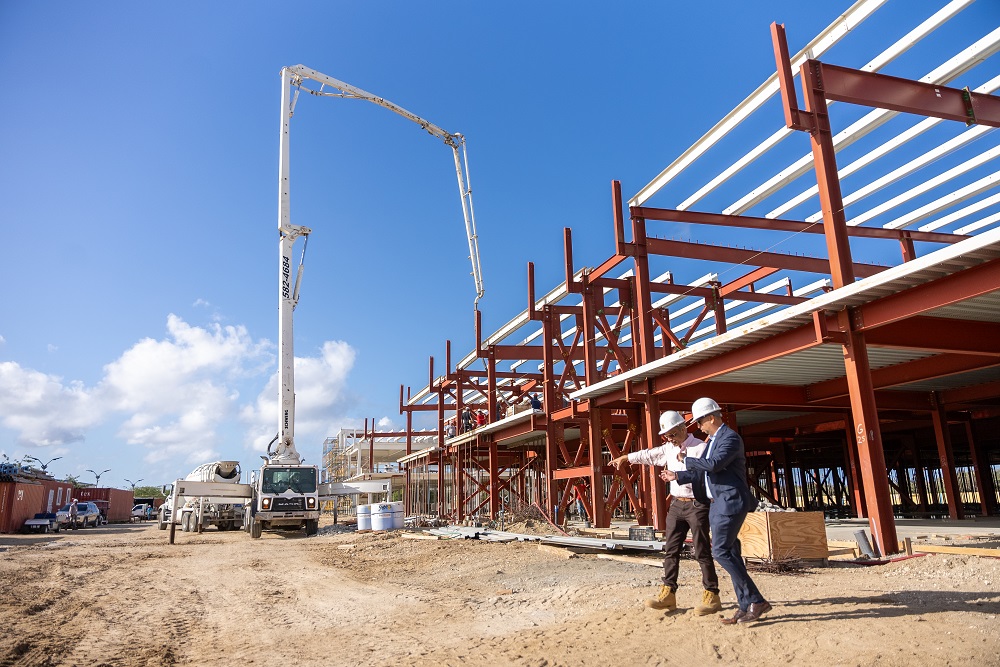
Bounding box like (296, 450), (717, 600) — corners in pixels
(864, 317), (1000, 356)
(855, 258), (1000, 330)
(719, 267), (781, 295)
(645, 238), (886, 278)
(815, 61), (1000, 128)
(650, 324), (822, 395)
(632, 206), (967, 245)
(941, 379), (1000, 406)
(807, 353), (1000, 401)
(552, 465), (592, 480)
(648, 280), (806, 305)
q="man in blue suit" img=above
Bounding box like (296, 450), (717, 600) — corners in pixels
(663, 397), (771, 624)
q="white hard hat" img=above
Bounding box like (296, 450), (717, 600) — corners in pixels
(658, 410), (686, 435)
(689, 397), (722, 424)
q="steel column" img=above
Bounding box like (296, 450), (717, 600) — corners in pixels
(782, 443), (797, 509)
(930, 400), (964, 520)
(837, 309), (897, 551)
(965, 421), (995, 517)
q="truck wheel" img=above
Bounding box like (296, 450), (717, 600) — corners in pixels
(305, 519), (318, 536)
(250, 520), (262, 539)
(157, 511), (167, 531)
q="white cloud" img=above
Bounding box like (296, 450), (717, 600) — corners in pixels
(47, 344), (58, 353)
(100, 314), (272, 465)
(0, 315), (357, 476)
(241, 340), (357, 456)
(0, 362), (101, 446)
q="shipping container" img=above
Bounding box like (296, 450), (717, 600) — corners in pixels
(38, 480), (74, 514)
(0, 482), (47, 534)
(75, 487), (133, 522)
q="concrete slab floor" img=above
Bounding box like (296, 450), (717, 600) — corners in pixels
(596, 516), (1000, 543)
(825, 517), (1000, 542)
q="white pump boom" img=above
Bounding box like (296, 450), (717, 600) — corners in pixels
(276, 64), (487, 459)
(282, 65), (485, 307)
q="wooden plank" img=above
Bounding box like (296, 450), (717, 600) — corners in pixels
(596, 554), (662, 567)
(910, 543), (1000, 557)
(827, 547), (859, 557)
(538, 544), (578, 559)
(827, 539), (860, 548)
(401, 532), (441, 541)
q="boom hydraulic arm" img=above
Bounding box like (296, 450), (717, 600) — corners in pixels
(275, 64), (486, 461)
(283, 65), (485, 308)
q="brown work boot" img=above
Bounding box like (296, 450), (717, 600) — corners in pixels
(694, 589), (722, 616)
(645, 585), (676, 610)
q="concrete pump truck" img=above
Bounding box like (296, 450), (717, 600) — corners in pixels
(240, 67), (324, 539)
(241, 66), (486, 537)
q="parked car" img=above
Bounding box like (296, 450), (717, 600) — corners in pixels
(56, 501), (102, 528)
(131, 504), (154, 521)
(22, 513), (61, 533)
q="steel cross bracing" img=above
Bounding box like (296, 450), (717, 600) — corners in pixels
(374, 2), (1000, 547)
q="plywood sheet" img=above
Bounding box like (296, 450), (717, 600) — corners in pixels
(738, 511), (828, 560)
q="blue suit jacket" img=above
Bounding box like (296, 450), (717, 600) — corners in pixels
(676, 424), (757, 515)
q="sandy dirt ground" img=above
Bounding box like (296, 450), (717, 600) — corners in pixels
(1, 517), (999, 667)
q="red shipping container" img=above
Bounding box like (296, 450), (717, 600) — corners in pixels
(0, 482), (47, 534)
(37, 479), (74, 514)
(76, 487), (133, 522)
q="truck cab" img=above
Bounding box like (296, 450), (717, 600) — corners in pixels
(246, 463), (319, 538)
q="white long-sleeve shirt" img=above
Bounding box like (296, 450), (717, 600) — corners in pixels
(626, 433), (707, 499)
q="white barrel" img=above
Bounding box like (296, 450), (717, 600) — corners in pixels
(390, 501), (404, 529)
(371, 502), (394, 531)
(356, 504), (371, 531)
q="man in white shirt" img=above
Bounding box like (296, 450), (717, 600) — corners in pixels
(611, 410), (721, 615)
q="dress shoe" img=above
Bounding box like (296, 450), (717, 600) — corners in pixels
(737, 601), (772, 623)
(720, 608), (745, 625)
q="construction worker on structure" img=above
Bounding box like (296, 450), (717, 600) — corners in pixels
(611, 410), (722, 615)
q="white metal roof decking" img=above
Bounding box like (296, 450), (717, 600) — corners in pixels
(713, 346), (938, 387)
(571, 225), (1000, 401)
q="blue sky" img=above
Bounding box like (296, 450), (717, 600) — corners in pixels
(2, 1), (997, 487)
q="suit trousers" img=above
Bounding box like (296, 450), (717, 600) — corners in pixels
(709, 506), (765, 611)
(660, 498), (718, 593)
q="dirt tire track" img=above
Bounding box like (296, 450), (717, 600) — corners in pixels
(2, 520), (999, 666)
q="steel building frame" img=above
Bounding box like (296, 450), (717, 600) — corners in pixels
(371, 2), (1000, 556)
